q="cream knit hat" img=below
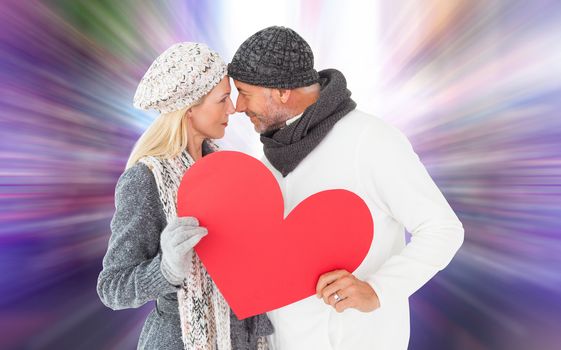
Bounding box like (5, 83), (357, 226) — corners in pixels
(133, 42), (227, 114)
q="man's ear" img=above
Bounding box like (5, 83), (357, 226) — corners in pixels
(277, 89), (291, 104)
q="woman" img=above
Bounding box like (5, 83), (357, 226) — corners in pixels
(97, 42), (273, 349)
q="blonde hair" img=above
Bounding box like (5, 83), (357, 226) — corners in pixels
(125, 100), (203, 169)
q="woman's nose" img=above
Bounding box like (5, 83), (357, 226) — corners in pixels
(224, 97), (234, 115)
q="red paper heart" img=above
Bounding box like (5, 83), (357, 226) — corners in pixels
(177, 151), (373, 319)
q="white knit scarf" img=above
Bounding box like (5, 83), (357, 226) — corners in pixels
(139, 142), (231, 350)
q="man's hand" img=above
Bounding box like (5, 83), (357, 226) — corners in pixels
(316, 269), (380, 313)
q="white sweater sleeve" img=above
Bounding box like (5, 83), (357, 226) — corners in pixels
(356, 122), (464, 308)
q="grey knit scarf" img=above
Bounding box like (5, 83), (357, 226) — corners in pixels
(140, 140), (273, 349)
(260, 69), (356, 177)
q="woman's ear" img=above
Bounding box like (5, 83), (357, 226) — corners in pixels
(185, 108), (193, 118)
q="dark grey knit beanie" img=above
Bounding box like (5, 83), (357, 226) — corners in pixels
(228, 26), (319, 89)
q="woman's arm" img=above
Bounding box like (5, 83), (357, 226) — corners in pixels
(97, 163), (178, 310)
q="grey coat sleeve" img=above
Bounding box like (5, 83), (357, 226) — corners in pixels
(97, 163), (179, 310)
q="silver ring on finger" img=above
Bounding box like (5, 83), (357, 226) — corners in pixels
(334, 292), (342, 302)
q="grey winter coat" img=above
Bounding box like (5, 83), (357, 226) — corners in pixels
(97, 161), (273, 349)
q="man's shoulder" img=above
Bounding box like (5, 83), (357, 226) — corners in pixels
(334, 109), (404, 143)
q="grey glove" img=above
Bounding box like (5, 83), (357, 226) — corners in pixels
(160, 216), (208, 286)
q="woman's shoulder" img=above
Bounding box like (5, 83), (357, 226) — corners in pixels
(113, 162), (167, 222)
(118, 162), (155, 188)
(115, 162), (159, 202)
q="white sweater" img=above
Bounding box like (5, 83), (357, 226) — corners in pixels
(263, 110), (464, 350)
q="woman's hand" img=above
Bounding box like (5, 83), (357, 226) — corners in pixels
(316, 269), (381, 313)
(160, 216), (207, 286)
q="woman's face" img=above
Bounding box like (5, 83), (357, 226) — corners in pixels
(189, 77), (235, 139)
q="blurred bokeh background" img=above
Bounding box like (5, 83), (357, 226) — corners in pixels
(1, 0), (560, 349)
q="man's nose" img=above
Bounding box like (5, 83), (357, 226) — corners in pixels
(235, 95), (246, 113)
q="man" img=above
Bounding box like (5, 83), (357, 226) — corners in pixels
(228, 26), (464, 350)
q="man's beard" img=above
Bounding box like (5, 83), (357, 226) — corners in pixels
(253, 95), (290, 134)
(255, 115), (287, 134)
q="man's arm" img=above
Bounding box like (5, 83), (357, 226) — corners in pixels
(317, 122), (464, 311)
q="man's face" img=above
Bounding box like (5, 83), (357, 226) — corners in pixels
(233, 80), (290, 134)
